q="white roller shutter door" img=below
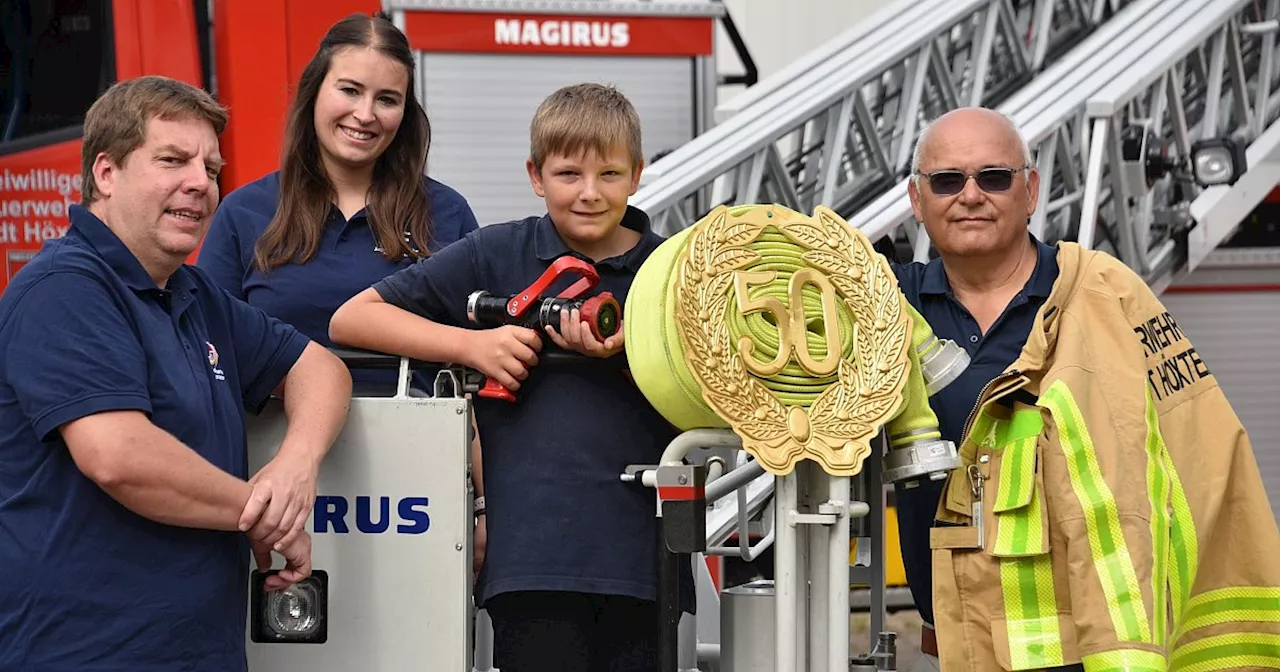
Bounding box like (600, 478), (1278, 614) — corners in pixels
(1163, 263), (1280, 523)
(419, 53), (695, 227)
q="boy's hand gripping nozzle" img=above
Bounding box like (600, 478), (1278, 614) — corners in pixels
(466, 256), (621, 402)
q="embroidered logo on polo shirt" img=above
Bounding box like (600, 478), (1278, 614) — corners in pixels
(207, 342), (226, 381)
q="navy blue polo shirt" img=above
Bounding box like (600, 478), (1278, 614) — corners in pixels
(0, 206), (309, 671)
(891, 235), (1058, 627)
(373, 206), (694, 611)
(198, 171), (478, 392)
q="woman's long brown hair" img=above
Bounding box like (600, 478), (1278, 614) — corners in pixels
(254, 13), (432, 272)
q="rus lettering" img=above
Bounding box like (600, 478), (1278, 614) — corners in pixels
(313, 495), (431, 534)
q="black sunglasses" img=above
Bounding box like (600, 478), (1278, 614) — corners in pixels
(919, 167), (1026, 196)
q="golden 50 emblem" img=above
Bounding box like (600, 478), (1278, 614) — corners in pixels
(672, 204), (911, 476)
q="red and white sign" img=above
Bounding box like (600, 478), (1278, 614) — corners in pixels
(0, 140), (82, 295)
(404, 11), (714, 56)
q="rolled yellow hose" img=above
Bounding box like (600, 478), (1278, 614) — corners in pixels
(626, 204), (946, 476)
(892, 305), (944, 447)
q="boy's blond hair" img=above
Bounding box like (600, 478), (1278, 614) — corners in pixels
(529, 83), (643, 171)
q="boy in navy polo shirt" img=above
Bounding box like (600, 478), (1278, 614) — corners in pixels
(331, 83), (688, 671)
(0, 76), (352, 672)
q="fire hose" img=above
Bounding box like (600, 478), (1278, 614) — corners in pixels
(624, 203), (969, 482)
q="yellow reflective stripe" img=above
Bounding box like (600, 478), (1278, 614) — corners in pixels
(1165, 447), (1198, 625)
(969, 409), (998, 448)
(970, 406), (1041, 451)
(1171, 633), (1280, 671)
(1180, 657), (1280, 672)
(993, 407), (1044, 448)
(1082, 648), (1167, 671)
(993, 475), (1047, 556)
(992, 410), (1045, 555)
(995, 434), (1037, 512)
(1173, 587), (1280, 643)
(1040, 381), (1150, 643)
(1000, 554), (1064, 669)
(1144, 388), (1171, 647)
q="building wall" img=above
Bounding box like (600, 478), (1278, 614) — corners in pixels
(713, 0), (891, 105)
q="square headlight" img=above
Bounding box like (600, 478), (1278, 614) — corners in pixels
(250, 569), (329, 644)
(1191, 137), (1247, 187)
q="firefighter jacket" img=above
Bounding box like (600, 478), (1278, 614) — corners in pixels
(929, 242), (1280, 671)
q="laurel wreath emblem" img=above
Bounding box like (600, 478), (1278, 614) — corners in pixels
(674, 205), (911, 476)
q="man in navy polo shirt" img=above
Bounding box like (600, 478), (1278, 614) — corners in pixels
(891, 107), (1080, 671)
(0, 76), (352, 671)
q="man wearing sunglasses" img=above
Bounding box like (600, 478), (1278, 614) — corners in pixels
(893, 106), (1059, 671)
(896, 108), (1279, 671)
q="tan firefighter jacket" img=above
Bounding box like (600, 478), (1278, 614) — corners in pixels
(929, 242), (1280, 671)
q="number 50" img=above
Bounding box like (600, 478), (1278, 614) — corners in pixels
(734, 268), (842, 377)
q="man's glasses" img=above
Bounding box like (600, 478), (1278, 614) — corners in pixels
(918, 167), (1026, 196)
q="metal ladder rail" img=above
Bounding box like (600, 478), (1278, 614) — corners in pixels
(641, 0), (1133, 230)
(1076, 1), (1280, 289)
(818, 0), (1136, 216)
(714, 0), (1129, 123)
(636, 0), (971, 192)
(636, 0), (988, 209)
(634, 0), (1137, 235)
(850, 0), (1210, 252)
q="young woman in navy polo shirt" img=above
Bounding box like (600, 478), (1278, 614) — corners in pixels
(197, 12), (485, 574)
(198, 13), (479, 376)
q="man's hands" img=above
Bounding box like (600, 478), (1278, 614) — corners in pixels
(253, 531), (312, 592)
(466, 325), (543, 391)
(240, 449), (321, 590)
(239, 451), (318, 551)
(544, 307), (625, 358)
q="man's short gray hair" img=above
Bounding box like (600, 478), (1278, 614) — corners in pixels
(909, 109), (1034, 176)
